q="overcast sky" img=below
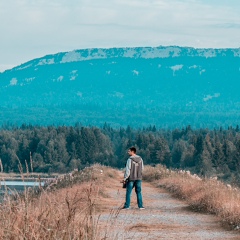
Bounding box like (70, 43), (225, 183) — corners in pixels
(0, 0), (240, 72)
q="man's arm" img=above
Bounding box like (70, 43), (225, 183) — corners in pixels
(124, 158), (131, 180)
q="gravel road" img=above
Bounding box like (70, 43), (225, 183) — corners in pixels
(98, 173), (240, 240)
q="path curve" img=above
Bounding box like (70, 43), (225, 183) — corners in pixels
(98, 171), (239, 240)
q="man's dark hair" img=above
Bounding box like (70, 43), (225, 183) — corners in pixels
(129, 147), (136, 153)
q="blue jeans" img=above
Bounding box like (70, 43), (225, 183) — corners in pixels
(124, 180), (143, 208)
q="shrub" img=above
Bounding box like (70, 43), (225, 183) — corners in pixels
(144, 165), (240, 230)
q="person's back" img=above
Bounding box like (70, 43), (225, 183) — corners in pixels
(122, 147), (145, 210)
(128, 155), (143, 181)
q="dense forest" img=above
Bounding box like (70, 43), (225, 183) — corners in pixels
(0, 124), (240, 184)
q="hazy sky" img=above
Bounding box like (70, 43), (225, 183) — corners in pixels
(0, 0), (240, 72)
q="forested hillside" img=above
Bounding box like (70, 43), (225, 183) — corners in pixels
(0, 124), (239, 184)
(1, 46), (240, 128)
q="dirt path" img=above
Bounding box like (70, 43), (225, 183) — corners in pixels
(98, 171), (239, 240)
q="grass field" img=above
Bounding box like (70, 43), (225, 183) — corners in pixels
(0, 164), (239, 239)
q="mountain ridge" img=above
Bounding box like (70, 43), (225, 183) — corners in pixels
(0, 46), (240, 128)
(4, 45), (240, 73)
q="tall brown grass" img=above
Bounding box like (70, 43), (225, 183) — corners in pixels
(0, 164), (114, 239)
(143, 165), (240, 230)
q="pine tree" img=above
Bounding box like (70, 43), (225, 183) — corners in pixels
(212, 142), (224, 170)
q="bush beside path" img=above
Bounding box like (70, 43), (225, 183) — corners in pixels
(98, 167), (239, 240)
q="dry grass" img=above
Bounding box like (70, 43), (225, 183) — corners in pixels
(1, 184), (99, 239)
(142, 165), (172, 182)
(143, 165), (240, 230)
(0, 164), (118, 240)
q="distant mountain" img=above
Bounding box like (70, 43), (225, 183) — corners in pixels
(0, 46), (240, 128)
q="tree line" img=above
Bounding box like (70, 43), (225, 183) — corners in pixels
(0, 124), (240, 184)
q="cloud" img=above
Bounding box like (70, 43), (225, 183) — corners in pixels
(0, 0), (240, 71)
(213, 23), (240, 29)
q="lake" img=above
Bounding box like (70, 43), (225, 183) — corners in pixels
(0, 180), (45, 194)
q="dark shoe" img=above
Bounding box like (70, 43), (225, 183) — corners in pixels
(121, 207), (130, 210)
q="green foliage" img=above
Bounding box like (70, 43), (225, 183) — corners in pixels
(0, 124), (240, 184)
(0, 125), (113, 173)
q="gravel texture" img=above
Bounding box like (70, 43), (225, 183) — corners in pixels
(98, 173), (240, 240)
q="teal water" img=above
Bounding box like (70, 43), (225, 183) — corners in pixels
(0, 181), (45, 194)
(0, 181), (44, 187)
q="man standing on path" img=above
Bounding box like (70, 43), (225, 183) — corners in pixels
(122, 147), (145, 210)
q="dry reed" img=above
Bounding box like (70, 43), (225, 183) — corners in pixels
(0, 164), (113, 239)
(143, 164), (240, 230)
